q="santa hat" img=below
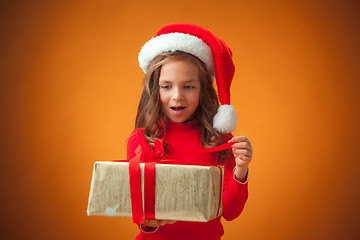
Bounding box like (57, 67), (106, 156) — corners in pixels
(138, 23), (237, 133)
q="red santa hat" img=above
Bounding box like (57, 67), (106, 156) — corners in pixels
(138, 23), (237, 133)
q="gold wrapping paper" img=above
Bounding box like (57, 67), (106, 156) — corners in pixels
(87, 161), (223, 222)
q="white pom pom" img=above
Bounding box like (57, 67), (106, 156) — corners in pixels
(213, 105), (237, 133)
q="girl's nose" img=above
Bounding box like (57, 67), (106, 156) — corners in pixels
(172, 87), (183, 101)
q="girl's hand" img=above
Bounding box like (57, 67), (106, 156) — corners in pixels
(229, 136), (253, 181)
(144, 219), (176, 227)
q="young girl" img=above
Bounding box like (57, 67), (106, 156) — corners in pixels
(127, 23), (253, 240)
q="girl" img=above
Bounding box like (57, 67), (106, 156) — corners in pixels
(127, 23), (253, 240)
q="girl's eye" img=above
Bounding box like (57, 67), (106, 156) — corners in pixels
(160, 85), (170, 89)
(184, 85), (195, 89)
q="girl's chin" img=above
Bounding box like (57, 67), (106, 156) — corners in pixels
(165, 116), (195, 124)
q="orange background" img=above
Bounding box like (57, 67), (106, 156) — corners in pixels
(1, 0), (359, 239)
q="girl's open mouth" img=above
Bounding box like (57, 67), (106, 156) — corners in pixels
(171, 107), (186, 111)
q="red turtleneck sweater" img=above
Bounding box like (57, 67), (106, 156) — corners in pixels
(127, 121), (248, 240)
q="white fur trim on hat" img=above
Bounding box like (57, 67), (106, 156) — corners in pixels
(138, 32), (215, 76)
(213, 105), (237, 133)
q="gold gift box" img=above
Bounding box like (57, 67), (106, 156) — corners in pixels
(87, 161), (223, 222)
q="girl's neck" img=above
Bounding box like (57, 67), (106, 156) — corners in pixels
(165, 118), (197, 125)
(165, 119), (200, 132)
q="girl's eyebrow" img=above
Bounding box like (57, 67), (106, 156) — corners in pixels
(159, 80), (172, 83)
(185, 79), (198, 83)
(159, 79), (198, 84)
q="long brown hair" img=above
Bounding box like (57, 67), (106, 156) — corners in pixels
(135, 51), (230, 162)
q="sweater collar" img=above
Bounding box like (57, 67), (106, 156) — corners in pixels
(166, 120), (200, 131)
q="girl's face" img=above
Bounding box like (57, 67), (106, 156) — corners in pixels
(159, 59), (201, 123)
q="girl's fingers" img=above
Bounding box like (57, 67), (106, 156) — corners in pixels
(230, 136), (253, 165)
(229, 136), (250, 143)
(233, 149), (252, 157)
(236, 155), (252, 162)
(232, 142), (252, 155)
(144, 219), (176, 227)
(158, 220), (167, 226)
(229, 137), (252, 149)
(144, 220), (161, 227)
(231, 142), (252, 151)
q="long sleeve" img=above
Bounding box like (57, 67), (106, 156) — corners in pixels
(127, 128), (151, 160)
(127, 129), (140, 160)
(221, 156), (249, 221)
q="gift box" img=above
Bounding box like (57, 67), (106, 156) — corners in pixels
(87, 161), (223, 222)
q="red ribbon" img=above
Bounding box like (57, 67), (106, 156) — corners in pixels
(144, 162), (156, 220)
(128, 153), (143, 224)
(118, 140), (235, 224)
